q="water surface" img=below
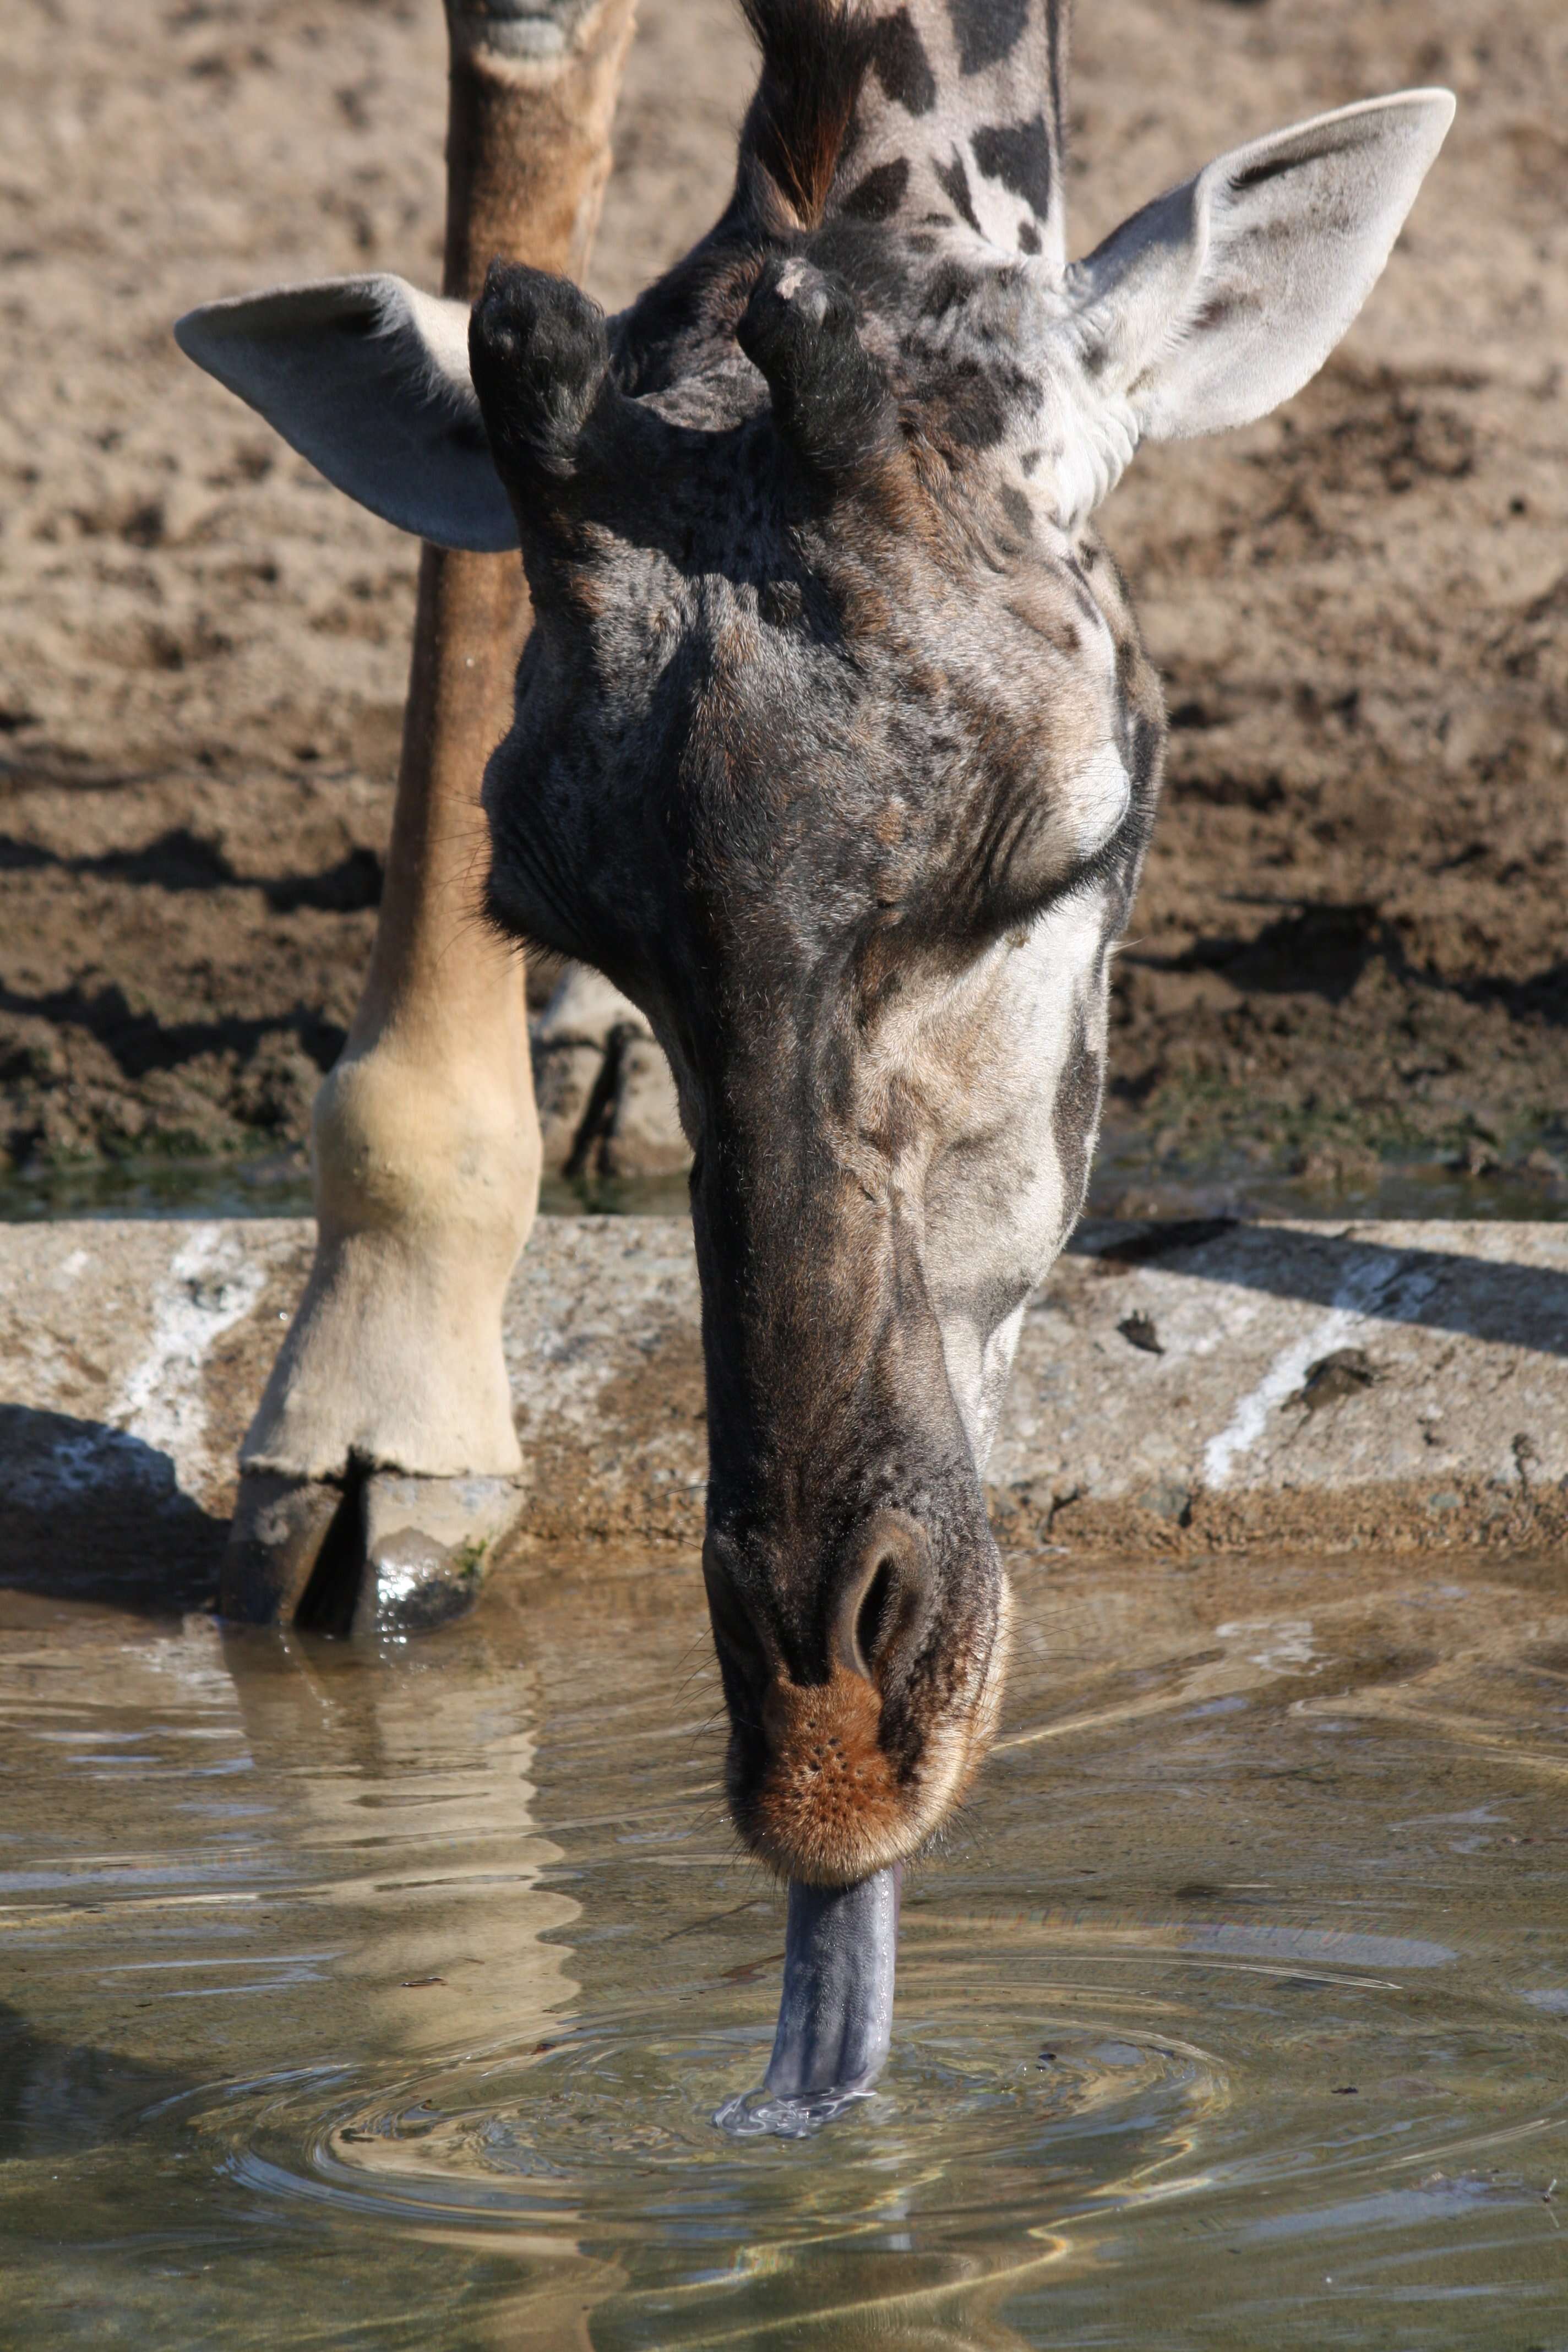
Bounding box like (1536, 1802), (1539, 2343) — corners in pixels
(1, 1550), (1565, 2346)
(2, 1142), (1562, 1225)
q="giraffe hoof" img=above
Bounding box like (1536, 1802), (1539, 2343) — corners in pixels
(532, 964), (689, 1179)
(220, 1471), (341, 1626)
(220, 1468), (523, 1636)
(353, 1472), (521, 1637)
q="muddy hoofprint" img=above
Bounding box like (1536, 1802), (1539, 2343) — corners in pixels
(177, 1), (1452, 1904)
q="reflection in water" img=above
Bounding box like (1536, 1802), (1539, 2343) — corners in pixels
(217, 1626), (580, 2059)
(0, 1550), (1565, 2348)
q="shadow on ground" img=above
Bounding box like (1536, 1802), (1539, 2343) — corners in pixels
(1070, 1221), (1568, 1362)
(0, 1406), (226, 1615)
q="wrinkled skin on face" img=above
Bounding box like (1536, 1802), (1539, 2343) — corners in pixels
(473, 207), (1164, 1888)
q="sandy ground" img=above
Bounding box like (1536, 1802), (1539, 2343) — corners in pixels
(1, 0), (1564, 1203)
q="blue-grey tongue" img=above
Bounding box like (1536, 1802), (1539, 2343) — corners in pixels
(715, 1866), (901, 2137)
(765, 1867), (901, 2096)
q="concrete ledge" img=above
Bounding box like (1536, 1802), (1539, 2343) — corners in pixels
(2, 1217), (1566, 1590)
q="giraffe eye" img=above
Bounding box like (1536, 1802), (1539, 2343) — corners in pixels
(1064, 745), (1131, 861)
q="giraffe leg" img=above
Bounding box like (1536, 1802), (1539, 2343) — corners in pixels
(221, 0), (638, 1631)
(533, 965), (690, 1185)
(223, 544), (536, 1632)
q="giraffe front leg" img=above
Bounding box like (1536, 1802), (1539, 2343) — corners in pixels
(224, 541), (538, 1636)
(223, 1020), (537, 1636)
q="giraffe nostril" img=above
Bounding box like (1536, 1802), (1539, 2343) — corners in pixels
(854, 1558), (895, 1679)
(832, 1511), (935, 1687)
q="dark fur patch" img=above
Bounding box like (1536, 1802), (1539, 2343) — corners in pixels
(869, 6), (937, 114)
(738, 0), (876, 231)
(921, 257), (981, 318)
(1193, 290), (1261, 333)
(933, 148), (983, 235)
(921, 358), (1011, 452)
(948, 0), (1031, 77)
(840, 156), (913, 223)
(1061, 553), (1108, 628)
(1045, 0), (1069, 154)
(971, 113), (1053, 219)
(1126, 707), (1163, 814)
(1016, 216), (1041, 254)
(1231, 144), (1308, 194)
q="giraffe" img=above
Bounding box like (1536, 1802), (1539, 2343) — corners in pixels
(178, 0), (1451, 1945)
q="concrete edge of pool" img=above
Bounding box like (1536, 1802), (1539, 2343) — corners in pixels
(3, 1214), (1567, 1581)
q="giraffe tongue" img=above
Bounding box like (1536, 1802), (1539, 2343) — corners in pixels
(762, 1865), (901, 2103)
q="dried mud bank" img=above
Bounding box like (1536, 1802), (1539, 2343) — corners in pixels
(2, 0), (1565, 1199)
(3, 1218), (1567, 1598)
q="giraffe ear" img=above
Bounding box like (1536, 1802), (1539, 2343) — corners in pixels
(175, 274), (519, 552)
(1054, 90), (1455, 518)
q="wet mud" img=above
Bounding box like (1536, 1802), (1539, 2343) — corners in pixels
(1, 0), (1565, 1206)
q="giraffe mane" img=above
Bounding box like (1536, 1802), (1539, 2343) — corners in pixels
(737, 0), (876, 234)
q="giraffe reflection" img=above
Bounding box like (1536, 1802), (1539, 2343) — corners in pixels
(221, 1616), (620, 2331)
(220, 1622), (580, 2065)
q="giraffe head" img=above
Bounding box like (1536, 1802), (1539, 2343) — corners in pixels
(177, 1), (1452, 1885)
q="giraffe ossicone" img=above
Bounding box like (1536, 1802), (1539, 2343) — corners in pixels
(178, 3), (1452, 1910)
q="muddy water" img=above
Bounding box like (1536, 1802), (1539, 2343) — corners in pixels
(1, 1553), (1564, 2349)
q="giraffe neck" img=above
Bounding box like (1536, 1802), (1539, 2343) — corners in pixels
(834, 0), (1070, 270)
